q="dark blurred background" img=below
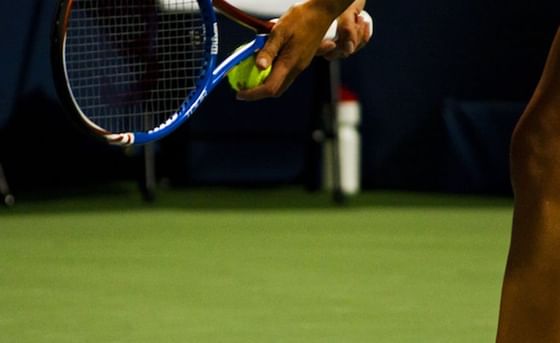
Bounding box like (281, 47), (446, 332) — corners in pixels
(0, 0), (558, 197)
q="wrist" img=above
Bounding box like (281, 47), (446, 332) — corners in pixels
(303, 0), (356, 21)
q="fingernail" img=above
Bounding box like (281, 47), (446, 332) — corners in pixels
(345, 41), (355, 54)
(257, 58), (269, 69)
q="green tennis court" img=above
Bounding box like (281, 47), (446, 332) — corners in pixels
(0, 187), (512, 342)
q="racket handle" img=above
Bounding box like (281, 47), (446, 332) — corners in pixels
(324, 11), (373, 41)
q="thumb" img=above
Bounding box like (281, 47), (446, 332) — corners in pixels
(255, 29), (285, 70)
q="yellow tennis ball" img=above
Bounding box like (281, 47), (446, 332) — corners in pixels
(227, 55), (272, 91)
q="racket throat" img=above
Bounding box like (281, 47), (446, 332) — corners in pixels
(212, 0), (274, 33)
(209, 35), (267, 91)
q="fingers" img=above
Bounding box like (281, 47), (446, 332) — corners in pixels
(234, 1), (361, 101)
(316, 40), (337, 56)
(337, 14), (360, 55)
(254, 28), (284, 70)
(322, 14), (372, 61)
(236, 9), (318, 101)
(236, 26), (289, 100)
(356, 15), (373, 50)
(237, 52), (302, 101)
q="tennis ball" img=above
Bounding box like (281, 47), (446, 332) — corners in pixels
(227, 56), (272, 91)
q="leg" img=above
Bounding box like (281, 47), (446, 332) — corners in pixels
(497, 27), (560, 342)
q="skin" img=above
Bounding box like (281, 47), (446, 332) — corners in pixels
(237, 0), (371, 101)
(232, 2), (560, 340)
(496, 27), (560, 342)
(317, 0), (369, 60)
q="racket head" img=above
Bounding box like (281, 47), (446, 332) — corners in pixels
(52, 0), (218, 145)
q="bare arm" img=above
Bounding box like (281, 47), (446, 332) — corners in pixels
(237, 0), (371, 101)
(497, 27), (560, 342)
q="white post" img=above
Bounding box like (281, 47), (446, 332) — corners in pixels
(337, 88), (361, 195)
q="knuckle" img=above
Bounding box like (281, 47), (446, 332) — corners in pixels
(339, 25), (354, 38)
(258, 83), (280, 98)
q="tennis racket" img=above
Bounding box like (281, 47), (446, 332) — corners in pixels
(52, 0), (373, 145)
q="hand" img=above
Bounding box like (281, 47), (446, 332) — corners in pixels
(317, 4), (373, 60)
(237, 0), (358, 101)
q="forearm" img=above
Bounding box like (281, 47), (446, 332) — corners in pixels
(305, 0), (365, 22)
(350, 0), (367, 11)
(308, 0), (357, 15)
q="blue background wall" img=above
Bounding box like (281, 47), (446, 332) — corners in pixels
(346, 0), (559, 192)
(0, 0), (558, 194)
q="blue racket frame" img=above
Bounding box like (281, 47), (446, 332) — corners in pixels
(54, 0), (269, 146)
(55, 1), (370, 146)
(110, 0), (268, 145)
(132, 33), (267, 145)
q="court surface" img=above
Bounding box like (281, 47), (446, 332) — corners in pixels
(0, 186), (512, 342)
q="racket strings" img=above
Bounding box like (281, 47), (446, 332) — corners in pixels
(63, 0), (209, 133)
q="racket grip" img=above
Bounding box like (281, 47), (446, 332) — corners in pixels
(324, 11), (373, 41)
